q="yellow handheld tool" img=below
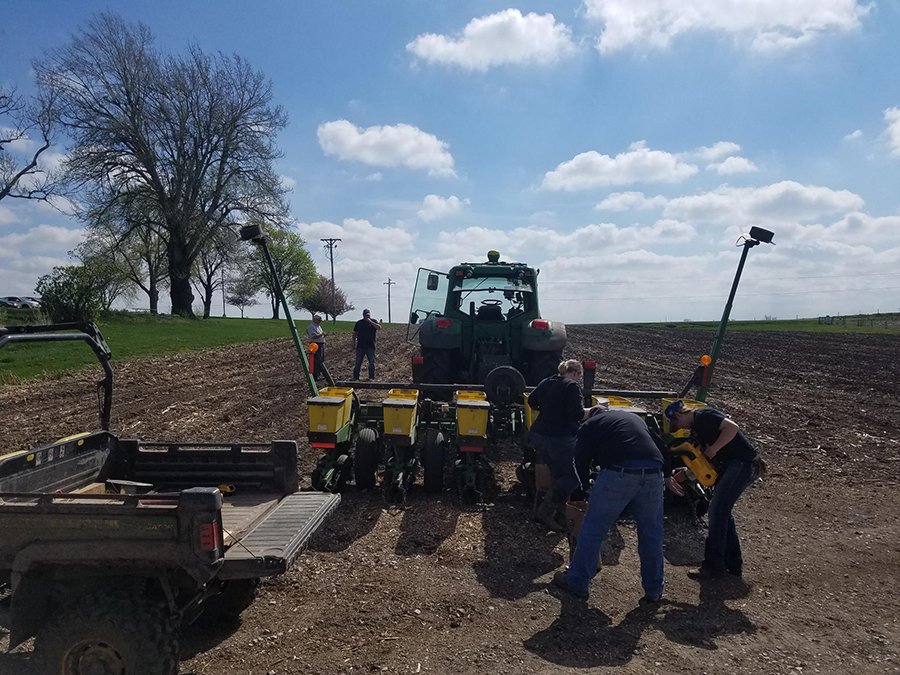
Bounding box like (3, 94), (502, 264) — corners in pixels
(218, 484), (236, 494)
(670, 440), (718, 487)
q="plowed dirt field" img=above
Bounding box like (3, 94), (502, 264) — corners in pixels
(1, 325), (898, 674)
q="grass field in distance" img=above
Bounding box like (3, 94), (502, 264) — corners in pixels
(0, 310), (357, 383)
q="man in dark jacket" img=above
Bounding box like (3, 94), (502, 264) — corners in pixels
(352, 309), (380, 381)
(553, 409), (684, 604)
(665, 401), (760, 580)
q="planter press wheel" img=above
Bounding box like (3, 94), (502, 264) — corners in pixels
(421, 428), (446, 493)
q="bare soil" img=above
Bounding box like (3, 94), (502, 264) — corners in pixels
(1, 325), (899, 675)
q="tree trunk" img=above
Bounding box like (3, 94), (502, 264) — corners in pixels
(270, 296), (280, 320)
(168, 238), (195, 317)
(240, 307), (244, 318)
(202, 283), (213, 319)
(148, 279), (159, 315)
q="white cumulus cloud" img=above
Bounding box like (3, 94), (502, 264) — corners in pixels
(417, 195), (471, 221)
(843, 129), (863, 142)
(692, 141), (742, 162)
(884, 108), (900, 157)
(294, 218), (416, 261)
(406, 9), (576, 71)
(317, 120), (456, 177)
(542, 141), (698, 191)
(706, 156), (758, 175)
(0, 224), (84, 257)
(663, 181), (865, 225)
(583, 0), (870, 54)
(594, 191), (667, 211)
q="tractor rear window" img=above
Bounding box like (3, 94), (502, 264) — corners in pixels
(454, 277), (533, 319)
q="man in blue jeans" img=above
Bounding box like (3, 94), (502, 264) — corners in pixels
(666, 401), (762, 580)
(352, 309), (380, 380)
(553, 409), (685, 604)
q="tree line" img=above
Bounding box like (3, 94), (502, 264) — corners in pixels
(1, 12), (355, 323)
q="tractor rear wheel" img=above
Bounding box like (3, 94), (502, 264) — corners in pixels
(526, 350), (563, 385)
(421, 429), (446, 493)
(421, 347), (454, 384)
(354, 428), (380, 490)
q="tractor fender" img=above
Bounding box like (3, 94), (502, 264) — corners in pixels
(521, 320), (567, 351)
(418, 317), (462, 350)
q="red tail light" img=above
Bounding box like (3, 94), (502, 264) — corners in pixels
(435, 318), (452, 329)
(198, 522), (220, 552)
(583, 360), (596, 369)
(412, 356), (424, 365)
(532, 320), (549, 330)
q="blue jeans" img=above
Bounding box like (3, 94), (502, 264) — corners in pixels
(705, 459), (757, 572)
(353, 347), (376, 379)
(567, 468), (664, 596)
(529, 431), (581, 496)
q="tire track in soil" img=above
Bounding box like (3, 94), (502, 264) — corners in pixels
(1, 326), (898, 674)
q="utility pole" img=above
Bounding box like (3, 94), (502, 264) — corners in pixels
(320, 238), (341, 323)
(384, 277), (396, 323)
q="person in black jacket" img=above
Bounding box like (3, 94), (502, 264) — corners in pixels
(553, 409), (685, 604)
(528, 359), (593, 532)
(665, 401), (761, 580)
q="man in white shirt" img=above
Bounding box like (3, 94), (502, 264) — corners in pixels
(306, 315), (326, 380)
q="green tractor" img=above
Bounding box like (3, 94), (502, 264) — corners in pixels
(407, 250), (566, 389)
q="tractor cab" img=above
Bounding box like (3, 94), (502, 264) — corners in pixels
(407, 251), (566, 386)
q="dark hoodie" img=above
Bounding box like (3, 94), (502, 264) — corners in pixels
(528, 374), (584, 437)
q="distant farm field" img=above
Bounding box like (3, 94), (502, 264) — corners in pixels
(587, 312), (900, 335)
(0, 311), (356, 382)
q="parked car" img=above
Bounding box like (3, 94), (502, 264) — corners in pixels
(0, 296), (40, 309)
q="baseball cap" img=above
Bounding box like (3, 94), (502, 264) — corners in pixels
(363, 308), (370, 315)
(313, 314), (322, 321)
(664, 400), (687, 421)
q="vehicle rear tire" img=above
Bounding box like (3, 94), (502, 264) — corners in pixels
(421, 429), (446, 493)
(526, 349), (563, 385)
(202, 579), (260, 623)
(35, 591), (179, 675)
(354, 428), (380, 490)
(421, 347), (454, 384)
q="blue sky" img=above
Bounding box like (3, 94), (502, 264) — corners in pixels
(3, 1), (900, 322)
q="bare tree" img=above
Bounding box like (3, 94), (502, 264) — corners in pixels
(80, 201), (169, 313)
(225, 273), (260, 318)
(0, 84), (58, 202)
(37, 13), (289, 316)
(192, 229), (237, 319)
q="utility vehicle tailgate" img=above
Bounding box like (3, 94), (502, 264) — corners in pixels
(219, 492), (339, 579)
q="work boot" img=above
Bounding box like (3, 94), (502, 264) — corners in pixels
(552, 571), (589, 600)
(535, 487), (567, 533)
(687, 566), (726, 581)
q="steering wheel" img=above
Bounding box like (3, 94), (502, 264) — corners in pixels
(480, 299), (503, 306)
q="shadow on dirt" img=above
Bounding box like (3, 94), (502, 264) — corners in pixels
(662, 511), (707, 567)
(395, 494), (461, 556)
(0, 651), (36, 675)
(179, 618), (243, 661)
(525, 577), (756, 667)
(306, 489), (383, 553)
(473, 491), (568, 601)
